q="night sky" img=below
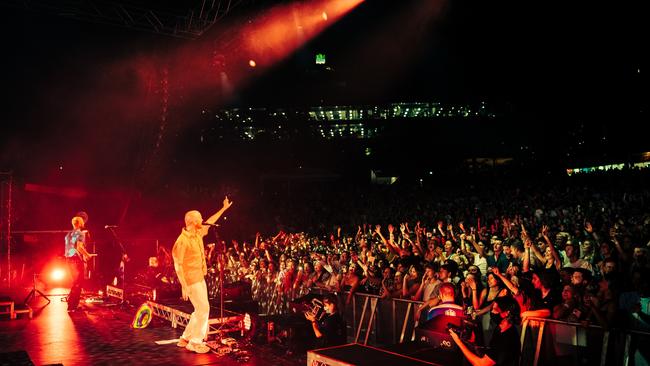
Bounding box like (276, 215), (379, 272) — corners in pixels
(0, 0), (646, 184)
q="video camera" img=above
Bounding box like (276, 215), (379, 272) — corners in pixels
(416, 315), (476, 350)
(446, 319), (475, 341)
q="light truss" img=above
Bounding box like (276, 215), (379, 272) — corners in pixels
(3, 0), (250, 39)
(147, 300), (243, 335)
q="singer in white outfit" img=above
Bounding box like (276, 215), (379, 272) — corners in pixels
(172, 197), (233, 353)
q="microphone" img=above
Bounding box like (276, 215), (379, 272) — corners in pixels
(104, 225), (118, 229)
(202, 222), (220, 227)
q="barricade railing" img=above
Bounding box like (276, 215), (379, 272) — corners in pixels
(308, 288), (650, 366)
(309, 288), (424, 346)
(522, 316), (650, 366)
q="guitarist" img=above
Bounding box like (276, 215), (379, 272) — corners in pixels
(64, 215), (96, 312)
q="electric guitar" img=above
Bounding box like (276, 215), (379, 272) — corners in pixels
(76, 241), (98, 262)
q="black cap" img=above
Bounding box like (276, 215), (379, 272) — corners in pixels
(441, 260), (458, 276)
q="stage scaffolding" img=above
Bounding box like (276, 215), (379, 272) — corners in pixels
(1, 0), (250, 39)
(1, 172), (13, 289)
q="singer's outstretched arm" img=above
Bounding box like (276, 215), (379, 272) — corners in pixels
(200, 197), (233, 236)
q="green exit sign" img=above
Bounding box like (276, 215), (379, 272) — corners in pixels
(315, 53), (326, 65)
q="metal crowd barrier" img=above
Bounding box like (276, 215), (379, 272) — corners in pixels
(309, 289), (650, 366)
(309, 288), (424, 346)
(522, 316), (650, 366)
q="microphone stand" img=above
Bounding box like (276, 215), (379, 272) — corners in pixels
(204, 223), (224, 321)
(106, 226), (129, 306)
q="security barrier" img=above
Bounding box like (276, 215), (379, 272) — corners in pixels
(310, 289), (650, 366)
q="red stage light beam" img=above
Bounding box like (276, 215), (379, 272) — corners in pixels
(241, 0), (364, 68)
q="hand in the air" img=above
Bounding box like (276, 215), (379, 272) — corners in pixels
(223, 196), (233, 209)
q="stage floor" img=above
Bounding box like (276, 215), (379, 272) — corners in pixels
(0, 288), (303, 366)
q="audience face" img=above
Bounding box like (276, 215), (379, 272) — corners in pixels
(583, 292), (598, 308)
(444, 241), (453, 254)
(468, 266), (479, 276)
(565, 244), (577, 259)
(506, 263), (519, 276)
(340, 252), (349, 263)
(581, 241), (593, 256)
(544, 247), (553, 262)
(599, 243), (611, 258)
(394, 274), (403, 289)
(287, 260), (295, 271)
(438, 268), (450, 281)
(359, 238), (367, 248)
(323, 299), (336, 314)
(490, 301), (512, 325)
(633, 248), (647, 262)
(487, 273), (498, 288)
(571, 271), (585, 286)
(603, 260), (616, 274)
(532, 273), (542, 290)
(561, 285), (575, 302)
(503, 245), (512, 257)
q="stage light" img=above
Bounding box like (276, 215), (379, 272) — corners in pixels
(240, 312), (258, 340)
(322, 12), (328, 21)
(244, 313), (252, 331)
(50, 268), (66, 282)
(249, 60), (257, 68)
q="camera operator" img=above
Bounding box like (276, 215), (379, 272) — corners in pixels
(449, 296), (520, 366)
(425, 282), (464, 321)
(305, 294), (346, 348)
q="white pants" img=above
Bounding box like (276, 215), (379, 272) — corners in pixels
(181, 279), (210, 344)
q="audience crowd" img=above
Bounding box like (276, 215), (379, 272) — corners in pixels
(194, 169), (650, 336)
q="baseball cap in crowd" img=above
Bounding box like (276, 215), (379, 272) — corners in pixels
(441, 260), (458, 277)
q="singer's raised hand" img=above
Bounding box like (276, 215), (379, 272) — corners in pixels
(223, 196), (233, 209)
